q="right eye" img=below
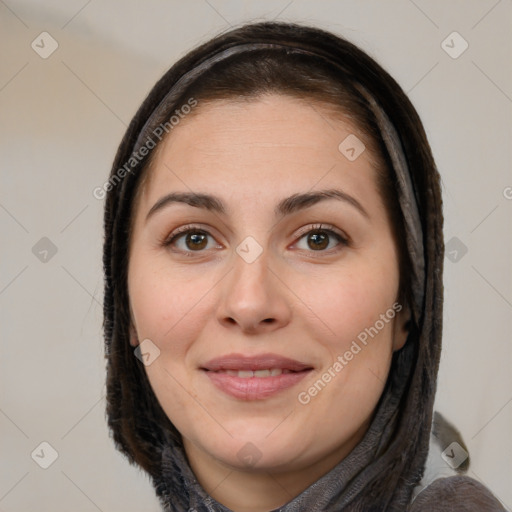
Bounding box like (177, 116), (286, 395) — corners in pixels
(163, 226), (223, 255)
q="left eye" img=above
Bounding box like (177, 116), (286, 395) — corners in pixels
(295, 228), (347, 251)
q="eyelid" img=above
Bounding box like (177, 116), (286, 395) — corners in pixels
(162, 223), (222, 247)
(289, 223), (350, 257)
(293, 223), (349, 243)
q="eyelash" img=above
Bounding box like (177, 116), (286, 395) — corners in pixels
(162, 223), (349, 256)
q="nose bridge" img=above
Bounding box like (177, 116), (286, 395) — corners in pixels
(229, 242), (272, 307)
(217, 239), (291, 332)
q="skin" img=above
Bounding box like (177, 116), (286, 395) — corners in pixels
(127, 95), (410, 512)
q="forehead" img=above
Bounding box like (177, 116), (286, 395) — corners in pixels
(136, 95), (383, 213)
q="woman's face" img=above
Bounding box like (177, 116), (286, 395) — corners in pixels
(128, 95), (409, 480)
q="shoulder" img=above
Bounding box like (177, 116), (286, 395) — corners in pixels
(410, 476), (507, 511)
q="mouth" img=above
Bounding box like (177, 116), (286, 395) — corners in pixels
(214, 368), (297, 378)
(200, 353), (313, 400)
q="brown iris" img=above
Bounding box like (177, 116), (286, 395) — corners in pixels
(185, 231), (208, 250)
(307, 230), (329, 250)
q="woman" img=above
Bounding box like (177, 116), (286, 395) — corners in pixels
(102, 22), (505, 511)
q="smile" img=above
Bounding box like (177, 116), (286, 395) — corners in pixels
(201, 353), (313, 400)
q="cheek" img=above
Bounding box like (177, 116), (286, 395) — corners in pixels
(293, 268), (398, 434)
(127, 255), (218, 430)
(298, 257), (399, 346)
(128, 254), (214, 357)
(292, 245), (400, 408)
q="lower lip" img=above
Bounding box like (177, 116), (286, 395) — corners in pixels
(204, 370), (312, 400)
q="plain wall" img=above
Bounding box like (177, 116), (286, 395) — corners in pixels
(1, 1), (511, 510)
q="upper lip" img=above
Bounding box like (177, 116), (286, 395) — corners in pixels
(201, 353), (313, 372)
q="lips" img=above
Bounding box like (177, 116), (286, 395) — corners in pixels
(201, 353), (313, 400)
(201, 353), (312, 372)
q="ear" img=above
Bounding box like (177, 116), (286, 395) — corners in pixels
(129, 323), (139, 347)
(128, 303), (140, 347)
(392, 302), (411, 352)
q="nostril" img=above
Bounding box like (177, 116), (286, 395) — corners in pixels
(222, 317), (277, 330)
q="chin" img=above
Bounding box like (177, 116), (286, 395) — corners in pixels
(191, 422), (313, 472)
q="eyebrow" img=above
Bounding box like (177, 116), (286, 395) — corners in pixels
(145, 188), (369, 223)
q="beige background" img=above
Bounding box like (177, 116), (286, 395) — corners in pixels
(1, 1), (511, 510)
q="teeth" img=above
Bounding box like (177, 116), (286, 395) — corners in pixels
(221, 369), (284, 378)
(254, 370), (271, 377)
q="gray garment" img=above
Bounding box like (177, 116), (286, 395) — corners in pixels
(410, 476), (507, 512)
(156, 440), (507, 512)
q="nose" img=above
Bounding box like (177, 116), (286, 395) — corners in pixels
(216, 247), (292, 334)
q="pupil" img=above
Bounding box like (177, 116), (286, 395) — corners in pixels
(308, 231), (328, 250)
(187, 232), (207, 250)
